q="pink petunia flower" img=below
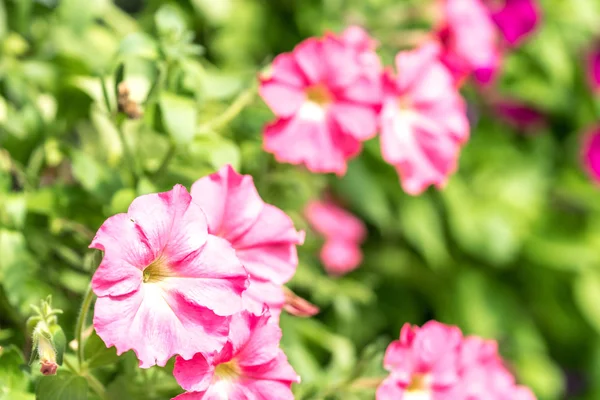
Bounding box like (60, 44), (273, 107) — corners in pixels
(90, 185), (248, 368)
(305, 200), (366, 275)
(190, 165), (304, 318)
(377, 321), (537, 400)
(377, 321), (462, 399)
(587, 44), (600, 93)
(437, 0), (501, 85)
(485, 0), (541, 46)
(172, 311), (300, 400)
(259, 29), (382, 175)
(582, 127), (600, 184)
(379, 43), (470, 195)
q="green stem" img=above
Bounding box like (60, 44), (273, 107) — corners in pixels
(99, 76), (140, 185)
(198, 84), (257, 133)
(85, 372), (108, 400)
(75, 285), (95, 369)
(151, 142), (176, 179)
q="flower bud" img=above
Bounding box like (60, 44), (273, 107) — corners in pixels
(283, 287), (319, 318)
(27, 297), (65, 376)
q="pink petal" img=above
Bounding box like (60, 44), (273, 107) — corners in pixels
(490, 0), (540, 46)
(234, 204), (303, 284)
(190, 165), (264, 242)
(236, 378), (295, 400)
(266, 52), (307, 87)
(241, 352), (300, 383)
(293, 38), (325, 85)
(127, 184), (208, 261)
(243, 278), (285, 317)
(93, 285), (229, 368)
(321, 34), (361, 88)
(172, 392), (206, 400)
(230, 312), (282, 367)
(263, 116), (352, 175)
(304, 200), (366, 243)
(161, 235), (248, 316)
(259, 81), (306, 118)
(376, 375), (406, 400)
(90, 213), (149, 297)
(330, 102), (378, 141)
(582, 127), (600, 183)
(174, 353), (214, 392)
(320, 239), (363, 276)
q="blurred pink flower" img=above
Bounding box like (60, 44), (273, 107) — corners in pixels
(173, 311), (300, 400)
(377, 321), (462, 399)
(259, 29), (382, 175)
(486, 0), (541, 46)
(90, 185), (247, 368)
(587, 45), (600, 93)
(379, 43), (470, 195)
(377, 321), (537, 400)
(305, 200), (366, 275)
(582, 127), (600, 183)
(191, 165), (304, 318)
(492, 99), (546, 132)
(437, 0), (501, 85)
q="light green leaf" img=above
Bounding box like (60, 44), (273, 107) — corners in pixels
(574, 270), (600, 333)
(117, 33), (158, 60)
(36, 371), (88, 400)
(159, 92), (197, 145)
(0, 345), (28, 393)
(84, 330), (119, 369)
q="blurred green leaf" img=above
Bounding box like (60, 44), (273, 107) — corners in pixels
(36, 371), (88, 400)
(159, 92), (197, 145)
(84, 330), (119, 369)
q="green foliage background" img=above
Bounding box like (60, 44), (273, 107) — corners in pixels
(2, 0), (600, 399)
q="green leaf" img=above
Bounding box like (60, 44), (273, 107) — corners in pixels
(155, 5), (187, 38)
(574, 269), (600, 334)
(84, 330), (119, 369)
(36, 371), (88, 400)
(159, 92), (197, 145)
(0, 345), (28, 393)
(117, 33), (158, 60)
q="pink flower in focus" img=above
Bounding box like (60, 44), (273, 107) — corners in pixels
(259, 30), (382, 175)
(486, 0), (541, 46)
(379, 43), (470, 195)
(90, 185), (248, 368)
(191, 165), (304, 318)
(376, 321), (462, 399)
(173, 311), (300, 400)
(437, 0), (501, 85)
(587, 45), (600, 93)
(305, 200), (366, 275)
(582, 127), (600, 184)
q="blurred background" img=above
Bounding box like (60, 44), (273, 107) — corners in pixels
(2, 0), (600, 399)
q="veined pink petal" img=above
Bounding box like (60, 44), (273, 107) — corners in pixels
(235, 379), (296, 400)
(173, 352), (214, 392)
(241, 352), (300, 383)
(93, 286), (229, 368)
(231, 313), (282, 367)
(242, 278), (285, 318)
(161, 235), (248, 317)
(190, 165), (263, 241)
(90, 213), (149, 297)
(126, 184), (208, 257)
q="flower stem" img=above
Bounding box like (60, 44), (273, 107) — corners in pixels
(85, 372), (108, 400)
(151, 141), (176, 179)
(198, 84), (257, 134)
(75, 285), (95, 369)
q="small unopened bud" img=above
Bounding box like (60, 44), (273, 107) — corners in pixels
(27, 296), (65, 376)
(283, 287), (319, 317)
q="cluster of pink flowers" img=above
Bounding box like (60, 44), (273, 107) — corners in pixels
(259, 0), (539, 195)
(304, 199), (366, 276)
(90, 165), (302, 398)
(377, 321), (536, 400)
